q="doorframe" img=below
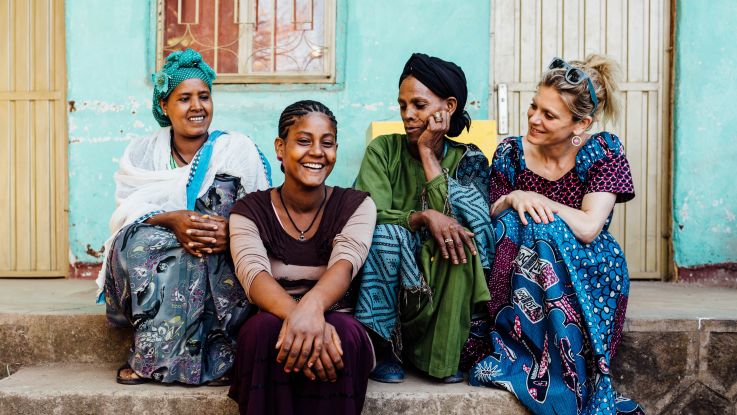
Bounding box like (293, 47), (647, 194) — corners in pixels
(665, 0), (677, 281)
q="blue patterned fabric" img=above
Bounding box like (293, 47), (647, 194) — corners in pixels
(354, 223), (423, 342)
(572, 131), (620, 183)
(471, 210), (642, 414)
(470, 142), (644, 415)
(354, 145), (494, 345)
(105, 174), (249, 385)
(470, 130), (644, 414)
(186, 130), (273, 208)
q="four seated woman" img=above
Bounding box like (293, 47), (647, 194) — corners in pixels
(102, 48), (644, 412)
(468, 55), (644, 414)
(101, 49), (271, 385)
(227, 100), (377, 415)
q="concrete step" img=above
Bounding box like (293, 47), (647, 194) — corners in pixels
(1, 279), (737, 414)
(0, 363), (527, 415)
(0, 279), (131, 368)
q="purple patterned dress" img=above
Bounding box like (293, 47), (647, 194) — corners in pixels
(468, 133), (645, 414)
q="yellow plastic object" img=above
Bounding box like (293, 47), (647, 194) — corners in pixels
(366, 120), (498, 164)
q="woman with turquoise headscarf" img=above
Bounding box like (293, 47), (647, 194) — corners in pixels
(99, 49), (271, 385)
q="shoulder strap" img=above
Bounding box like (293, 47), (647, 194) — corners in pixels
(256, 145), (273, 187)
(186, 130), (225, 210)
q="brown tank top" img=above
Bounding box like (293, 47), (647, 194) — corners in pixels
(230, 186), (369, 267)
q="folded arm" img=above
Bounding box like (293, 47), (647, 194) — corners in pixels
(492, 190), (616, 244)
(229, 202), (375, 380)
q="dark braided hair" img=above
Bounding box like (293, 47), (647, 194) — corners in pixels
(278, 100), (337, 140)
(276, 100), (337, 172)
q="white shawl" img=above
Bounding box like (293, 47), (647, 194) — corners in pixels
(95, 127), (271, 295)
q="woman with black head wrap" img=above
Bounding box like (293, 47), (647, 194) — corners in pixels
(354, 53), (495, 383)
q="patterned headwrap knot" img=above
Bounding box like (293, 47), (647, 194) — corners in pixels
(399, 53), (472, 138)
(151, 48), (217, 127)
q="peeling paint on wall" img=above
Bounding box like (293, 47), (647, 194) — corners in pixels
(74, 100), (127, 113)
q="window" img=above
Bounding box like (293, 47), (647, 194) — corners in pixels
(156, 0), (336, 83)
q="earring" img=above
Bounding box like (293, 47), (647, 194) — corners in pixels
(571, 135), (582, 147)
(163, 110), (168, 117)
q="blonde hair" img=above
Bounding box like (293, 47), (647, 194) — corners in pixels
(539, 54), (622, 126)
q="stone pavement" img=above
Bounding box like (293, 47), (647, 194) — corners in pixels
(1, 279), (736, 414)
(0, 363), (525, 415)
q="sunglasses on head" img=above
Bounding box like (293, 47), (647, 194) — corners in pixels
(548, 57), (599, 116)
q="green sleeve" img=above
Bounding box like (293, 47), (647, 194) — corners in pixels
(423, 172), (449, 213)
(354, 143), (414, 229)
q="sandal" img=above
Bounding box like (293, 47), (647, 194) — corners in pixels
(369, 359), (405, 383)
(116, 363), (150, 385)
(205, 374), (231, 387)
(440, 370), (465, 384)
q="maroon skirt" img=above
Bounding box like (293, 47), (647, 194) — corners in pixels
(228, 311), (374, 415)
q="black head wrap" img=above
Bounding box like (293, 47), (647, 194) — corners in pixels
(399, 53), (472, 137)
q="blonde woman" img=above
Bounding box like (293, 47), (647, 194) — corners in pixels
(470, 55), (643, 414)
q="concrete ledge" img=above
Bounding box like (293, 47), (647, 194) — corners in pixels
(0, 364), (526, 415)
(0, 314), (131, 366)
(2, 280), (736, 367)
(363, 372), (527, 414)
(2, 279), (737, 414)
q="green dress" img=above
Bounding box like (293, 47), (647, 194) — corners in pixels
(354, 134), (491, 378)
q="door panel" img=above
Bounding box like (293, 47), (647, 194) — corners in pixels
(0, 0), (68, 277)
(490, 0), (671, 279)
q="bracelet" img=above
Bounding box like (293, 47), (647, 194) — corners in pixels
(406, 210), (417, 232)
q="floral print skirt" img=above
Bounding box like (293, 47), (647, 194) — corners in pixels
(104, 175), (250, 384)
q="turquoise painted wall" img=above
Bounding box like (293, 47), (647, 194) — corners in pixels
(66, 0), (490, 262)
(673, 0), (737, 267)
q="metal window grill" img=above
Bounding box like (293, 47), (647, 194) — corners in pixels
(156, 0), (335, 83)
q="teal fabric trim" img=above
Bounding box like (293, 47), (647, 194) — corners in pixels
(186, 130), (224, 210)
(96, 290), (105, 305)
(256, 146), (273, 187)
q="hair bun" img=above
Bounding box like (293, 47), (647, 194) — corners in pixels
(582, 54), (622, 125)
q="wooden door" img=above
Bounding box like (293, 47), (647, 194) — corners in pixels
(489, 0), (672, 279)
(0, 0), (68, 277)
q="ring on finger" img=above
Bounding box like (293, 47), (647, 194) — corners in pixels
(444, 238), (454, 244)
(433, 112), (442, 122)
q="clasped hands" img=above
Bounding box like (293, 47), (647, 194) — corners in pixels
(151, 210), (229, 257)
(275, 300), (344, 382)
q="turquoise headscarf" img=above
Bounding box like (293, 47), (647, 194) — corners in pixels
(151, 48), (217, 127)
